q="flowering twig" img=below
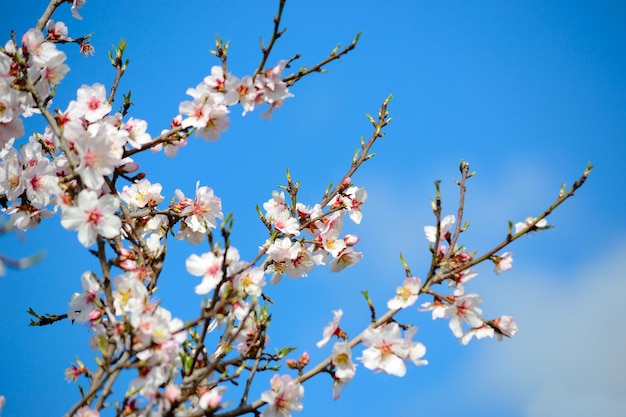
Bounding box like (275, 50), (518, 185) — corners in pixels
(254, 0), (287, 77)
(444, 162), (594, 279)
(321, 95), (391, 208)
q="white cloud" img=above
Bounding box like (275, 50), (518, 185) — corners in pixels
(463, 239), (626, 417)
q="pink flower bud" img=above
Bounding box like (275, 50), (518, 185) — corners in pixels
(172, 115), (183, 127)
(299, 351), (310, 366)
(343, 234), (359, 246)
(286, 358), (298, 369)
(118, 259), (137, 271)
(119, 161), (139, 173)
(455, 252), (472, 262)
(88, 309), (103, 324)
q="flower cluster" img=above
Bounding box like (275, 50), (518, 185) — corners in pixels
(67, 270), (187, 410)
(263, 181), (366, 284)
(179, 62), (293, 141)
(314, 309), (426, 400)
(0, 28), (69, 148)
(419, 214), (519, 344)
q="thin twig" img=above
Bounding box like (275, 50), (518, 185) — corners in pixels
(35, 0), (66, 31)
(283, 32), (361, 87)
(254, 0), (287, 77)
(445, 163), (593, 280)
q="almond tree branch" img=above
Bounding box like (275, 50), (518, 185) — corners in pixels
(254, 0), (287, 77)
(283, 32), (361, 87)
(442, 160), (471, 263)
(443, 163), (593, 280)
(321, 95), (392, 208)
(36, 0), (66, 31)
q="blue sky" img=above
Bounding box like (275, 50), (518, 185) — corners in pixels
(1, 1), (625, 416)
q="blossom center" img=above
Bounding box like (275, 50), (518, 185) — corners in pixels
(87, 97), (101, 111)
(379, 340), (393, 357)
(86, 209), (103, 226)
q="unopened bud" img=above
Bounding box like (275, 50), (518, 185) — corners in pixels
(340, 177), (352, 190)
(119, 259), (137, 271)
(119, 161), (139, 173)
(343, 234), (359, 246)
(286, 359), (298, 369)
(299, 351), (310, 367)
(88, 309), (103, 324)
(172, 114), (183, 127)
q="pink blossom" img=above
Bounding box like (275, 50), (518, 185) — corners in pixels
(460, 324), (495, 345)
(199, 385), (227, 410)
(4, 201), (53, 230)
(263, 191), (289, 219)
(419, 299), (447, 320)
(260, 374), (304, 417)
(74, 124), (124, 190)
(237, 75), (258, 114)
(272, 208), (300, 236)
(329, 247), (363, 272)
(112, 273), (148, 315)
(203, 66), (240, 105)
(0, 148), (24, 202)
(60, 190), (121, 247)
(267, 237), (299, 263)
(332, 378), (350, 401)
(234, 266), (266, 297)
(124, 117), (152, 149)
(21, 29), (58, 66)
(178, 181), (223, 233)
(71, 0), (86, 20)
(343, 234), (359, 246)
(186, 252), (223, 294)
(68, 271), (102, 323)
(23, 159), (56, 208)
(74, 406), (99, 417)
(424, 214), (455, 243)
(332, 342), (356, 380)
(41, 50), (69, 88)
(317, 309), (343, 348)
(514, 216), (548, 234)
(360, 322), (409, 377)
(402, 326), (428, 366)
(73, 83), (111, 122)
(493, 252), (513, 275)
(493, 315), (518, 340)
(444, 294), (485, 338)
(321, 229), (346, 258)
(284, 244), (314, 278)
(179, 88), (231, 141)
(0, 118), (24, 146)
(45, 20), (68, 40)
(332, 186), (367, 224)
(387, 277), (422, 310)
(120, 179), (163, 209)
